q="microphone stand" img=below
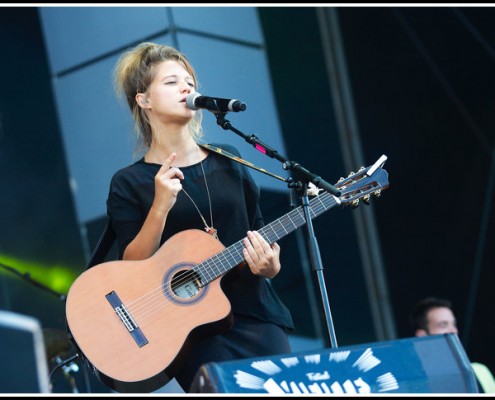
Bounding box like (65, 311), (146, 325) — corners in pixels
(214, 111), (340, 348)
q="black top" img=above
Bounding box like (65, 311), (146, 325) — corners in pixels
(106, 143), (294, 330)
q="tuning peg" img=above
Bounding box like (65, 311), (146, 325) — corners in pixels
(362, 194), (371, 205)
(373, 189), (382, 198)
(358, 166), (366, 172)
(337, 177), (348, 190)
(348, 171), (355, 178)
(351, 199), (360, 209)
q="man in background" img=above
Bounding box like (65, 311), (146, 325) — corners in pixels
(410, 297), (495, 393)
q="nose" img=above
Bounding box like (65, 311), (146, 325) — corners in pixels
(179, 80), (192, 93)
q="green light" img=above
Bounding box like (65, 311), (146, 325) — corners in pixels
(0, 254), (79, 294)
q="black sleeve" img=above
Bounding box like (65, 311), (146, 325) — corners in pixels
(106, 170), (145, 259)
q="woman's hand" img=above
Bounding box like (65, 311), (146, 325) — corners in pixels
(123, 152), (183, 261)
(242, 230), (281, 279)
(152, 152), (184, 217)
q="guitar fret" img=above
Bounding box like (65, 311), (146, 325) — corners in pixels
(196, 262), (212, 284)
(223, 247), (238, 268)
(267, 224), (278, 241)
(258, 230), (270, 243)
(232, 242), (244, 261)
(198, 192), (340, 286)
(309, 206), (316, 219)
(287, 214), (299, 230)
(228, 243), (244, 267)
(202, 255), (219, 282)
(220, 249), (233, 272)
(198, 241), (246, 286)
(315, 195), (329, 213)
(210, 257), (221, 277)
(264, 231), (276, 244)
(271, 219), (288, 238)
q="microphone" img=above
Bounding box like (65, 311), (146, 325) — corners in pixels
(186, 93), (247, 113)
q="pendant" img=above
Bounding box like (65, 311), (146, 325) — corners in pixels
(205, 227), (219, 240)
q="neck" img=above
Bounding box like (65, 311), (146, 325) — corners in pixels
(146, 136), (206, 167)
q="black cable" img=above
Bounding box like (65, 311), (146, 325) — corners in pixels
(0, 261), (66, 301)
(48, 353), (80, 382)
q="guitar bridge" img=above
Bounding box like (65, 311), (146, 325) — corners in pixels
(106, 291), (149, 348)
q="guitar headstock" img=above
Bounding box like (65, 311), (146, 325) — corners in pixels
(335, 155), (389, 208)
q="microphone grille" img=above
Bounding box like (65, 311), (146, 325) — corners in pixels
(185, 92), (201, 110)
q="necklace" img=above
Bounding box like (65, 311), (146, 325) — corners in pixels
(180, 149), (218, 240)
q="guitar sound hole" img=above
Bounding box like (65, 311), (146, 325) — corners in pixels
(171, 270), (201, 299)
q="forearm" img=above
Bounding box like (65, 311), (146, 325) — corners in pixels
(123, 206), (168, 260)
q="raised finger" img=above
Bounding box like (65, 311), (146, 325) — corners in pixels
(157, 153), (178, 174)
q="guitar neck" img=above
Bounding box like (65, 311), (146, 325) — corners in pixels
(195, 192), (339, 286)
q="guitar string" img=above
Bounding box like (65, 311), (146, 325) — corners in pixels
(125, 192), (341, 321)
(125, 179), (332, 313)
(122, 172), (376, 322)
(124, 192), (343, 321)
(127, 241), (247, 321)
(126, 194), (330, 312)
(123, 193), (337, 320)
(125, 216), (290, 317)
(128, 191), (353, 325)
(127, 210), (322, 323)
(124, 196), (331, 318)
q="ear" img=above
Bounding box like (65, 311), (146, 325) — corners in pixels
(415, 329), (427, 337)
(136, 93), (150, 109)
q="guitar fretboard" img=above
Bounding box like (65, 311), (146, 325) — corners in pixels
(194, 192), (339, 286)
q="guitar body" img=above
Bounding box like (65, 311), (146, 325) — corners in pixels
(65, 229), (233, 393)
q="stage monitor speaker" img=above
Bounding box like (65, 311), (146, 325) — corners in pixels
(0, 310), (51, 393)
(191, 333), (478, 394)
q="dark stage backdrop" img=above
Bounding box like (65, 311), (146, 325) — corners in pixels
(0, 7), (106, 393)
(259, 6), (495, 374)
(0, 8), (84, 323)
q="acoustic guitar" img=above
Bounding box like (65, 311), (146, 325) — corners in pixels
(65, 156), (389, 393)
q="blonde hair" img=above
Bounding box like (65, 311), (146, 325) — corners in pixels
(113, 42), (203, 152)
